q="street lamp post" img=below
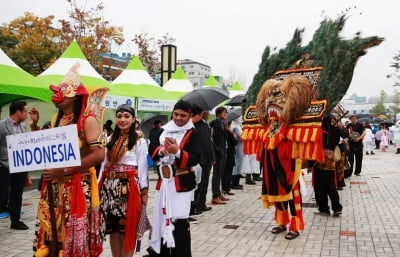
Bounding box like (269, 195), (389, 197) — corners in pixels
(161, 44), (176, 86)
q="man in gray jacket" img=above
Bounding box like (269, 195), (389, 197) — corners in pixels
(0, 100), (31, 230)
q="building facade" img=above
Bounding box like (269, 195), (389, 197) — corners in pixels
(177, 59), (211, 88)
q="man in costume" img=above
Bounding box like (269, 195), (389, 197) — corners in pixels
(146, 100), (201, 257)
(243, 76), (325, 240)
(32, 63), (106, 257)
(312, 113), (348, 217)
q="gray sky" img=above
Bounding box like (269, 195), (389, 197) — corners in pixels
(1, 0), (399, 98)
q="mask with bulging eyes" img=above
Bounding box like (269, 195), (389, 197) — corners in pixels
(266, 85), (286, 122)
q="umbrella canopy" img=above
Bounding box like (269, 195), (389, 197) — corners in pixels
(227, 107), (243, 122)
(162, 67), (194, 98)
(110, 56), (176, 100)
(180, 87), (229, 111)
(140, 114), (169, 139)
(37, 40), (111, 89)
(0, 48), (52, 106)
(226, 94), (246, 106)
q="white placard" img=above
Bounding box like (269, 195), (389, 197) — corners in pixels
(137, 98), (175, 112)
(7, 125), (81, 173)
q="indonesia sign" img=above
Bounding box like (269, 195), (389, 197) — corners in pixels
(7, 125), (81, 173)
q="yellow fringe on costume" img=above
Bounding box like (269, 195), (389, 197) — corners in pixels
(89, 167), (100, 207)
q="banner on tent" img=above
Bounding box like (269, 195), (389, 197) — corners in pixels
(137, 98), (175, 112)
(103, 95), (135, 109)
(7, 125), (81, 173)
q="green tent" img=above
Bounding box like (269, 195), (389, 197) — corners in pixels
(203, 75), (219, 87)
(229, 81), (245, 97)
(110, 56), (176, 100)
(0, 48), (52, 107)
(162, 67), (194, 98)
(37, 40), (112, 89)
(106, 56), (177, 121)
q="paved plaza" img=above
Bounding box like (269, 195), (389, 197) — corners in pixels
(1, 146), (399, 257)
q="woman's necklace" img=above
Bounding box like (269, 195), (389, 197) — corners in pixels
(59, 113), (74, 126)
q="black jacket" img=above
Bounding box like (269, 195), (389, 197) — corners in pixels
(194, 119), (215, 165)
(210, 118), (227, 155)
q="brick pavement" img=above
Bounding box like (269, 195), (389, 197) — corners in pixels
(1, 146), (399, 257)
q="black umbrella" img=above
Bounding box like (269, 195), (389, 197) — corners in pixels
(179, 87), (229, 111)
(226, 94), (246, 106)
(227, 107), (242, 122)
(140, 114), (169, 139)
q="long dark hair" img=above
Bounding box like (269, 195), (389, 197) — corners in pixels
(54, 96), (83, 127)
(106, 117), (138, 151)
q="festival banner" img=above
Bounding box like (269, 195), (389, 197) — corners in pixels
(7, 125), (81, 173)
(137, 98), (175, 112)
(102, 94), (135, 109)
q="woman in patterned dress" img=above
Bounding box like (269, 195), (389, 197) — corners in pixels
(99, 104), (149, 257)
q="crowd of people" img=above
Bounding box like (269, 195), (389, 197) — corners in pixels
(1, 66), (400, 257)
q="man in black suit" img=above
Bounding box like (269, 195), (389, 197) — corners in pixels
(0, 100), (31, 230)
(345, 115), (366, 177)
(191, 106), (215, 213)
(210, 106), (229, 204)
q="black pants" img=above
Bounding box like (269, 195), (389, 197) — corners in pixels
(231, 174), (241, 186)
(148, 219), (191, 257)
(222, 163), (234, 192)
(375, 140), (381, 149)
(347, 147), (363, 176)
(0, 167), (10, 212)
(0, 167), (26, 222)
(211, 152), (226, 199)
(195, 163), (212, 210)
(314, 169), (342, 213)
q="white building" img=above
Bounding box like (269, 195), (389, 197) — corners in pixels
(177, 59), (211, 88)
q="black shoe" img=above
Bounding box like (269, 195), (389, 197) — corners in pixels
(333, 211), (342, 217)
(366, 152), (369, 155)
(371, 151), (375, 155)
(314, 211), (330, 216)
(188, 217), (198, 224)
(246, 179), (256, 185)
(253, 177), (262, 181)
(199, 206), (212, 212)
(231, 184), (243, 190)
(10, 221), (29, 230)
(190, 209), (202, 216)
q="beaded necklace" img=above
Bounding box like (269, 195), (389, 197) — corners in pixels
(59, 113), (74, 126)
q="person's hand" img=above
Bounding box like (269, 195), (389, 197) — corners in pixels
(160, 146), (169, 155)
(164, 137), (179, 154)
(29, 108), (40, 129)
(141, 194), (148, 206)
(43, 168), (63, 181)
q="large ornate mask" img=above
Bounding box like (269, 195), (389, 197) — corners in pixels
(256, 76), (313, 127)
